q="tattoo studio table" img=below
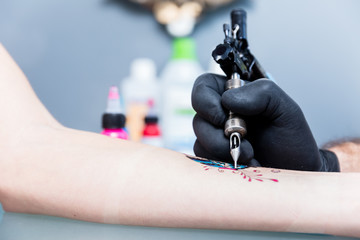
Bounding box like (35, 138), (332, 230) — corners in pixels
(0, 207), (357, 240)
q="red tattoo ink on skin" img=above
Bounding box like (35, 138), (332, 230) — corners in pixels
(220, 168), (279, 183)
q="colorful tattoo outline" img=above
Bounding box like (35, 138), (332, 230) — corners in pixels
(186, 154), (279, 183)
(185, 154), (247, 169)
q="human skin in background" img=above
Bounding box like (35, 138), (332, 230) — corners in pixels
(0, 44), (359, 237)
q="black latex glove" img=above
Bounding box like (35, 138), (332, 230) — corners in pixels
(192, 73), (339, 172)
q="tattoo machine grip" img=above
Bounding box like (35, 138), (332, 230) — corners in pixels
(231, 9), (247, 41)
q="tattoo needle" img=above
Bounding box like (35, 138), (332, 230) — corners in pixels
(230, 132), (241, 169)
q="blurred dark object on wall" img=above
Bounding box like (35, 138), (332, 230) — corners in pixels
(107, 0), (252, 36)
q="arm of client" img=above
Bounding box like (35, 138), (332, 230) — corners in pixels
(0, 43), (359, 238)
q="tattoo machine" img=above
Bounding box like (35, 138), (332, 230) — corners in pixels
(212, 9), (269, 169)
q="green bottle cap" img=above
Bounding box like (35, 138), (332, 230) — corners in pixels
(172, 37), (197, 60)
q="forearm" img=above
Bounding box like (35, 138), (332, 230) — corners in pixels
(1, 126), (359, 237)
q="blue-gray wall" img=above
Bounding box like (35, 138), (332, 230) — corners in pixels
(1, 0), (360, 146)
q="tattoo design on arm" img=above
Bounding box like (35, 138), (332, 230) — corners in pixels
(185, 154), (247, 169)
(186, 155), (279, 183)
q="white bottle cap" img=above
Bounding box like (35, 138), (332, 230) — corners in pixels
(130, 58), (157, 83)
(166, 15), (195, 37)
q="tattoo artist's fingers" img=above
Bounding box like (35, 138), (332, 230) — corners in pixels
(193, 114), (229, 160)
(238, 139), (254, 165)
(193, 114), (253, 164)
(193, 139), (222, 160)
(221, 79), (302, 120)
(192, 73), (227, 126)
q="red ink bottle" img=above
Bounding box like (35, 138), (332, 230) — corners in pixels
(142, 99), (163, 147)
(101, 86), (128, 140)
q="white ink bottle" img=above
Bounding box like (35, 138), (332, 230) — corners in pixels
(160, 37), (203, 154)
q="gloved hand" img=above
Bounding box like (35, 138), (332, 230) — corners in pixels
(191, 73), (340, 171)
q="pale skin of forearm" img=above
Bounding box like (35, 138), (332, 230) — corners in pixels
(0, 44), (359, 237)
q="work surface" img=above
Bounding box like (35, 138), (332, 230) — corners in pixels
(0, 210), (357, 240)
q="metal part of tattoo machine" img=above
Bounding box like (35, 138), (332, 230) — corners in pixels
(212, 9), (269, 169)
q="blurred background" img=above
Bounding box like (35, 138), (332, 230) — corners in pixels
(1, 0), (360, 147)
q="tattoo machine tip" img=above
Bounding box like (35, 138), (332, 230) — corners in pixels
(230, 132), (241, 169)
